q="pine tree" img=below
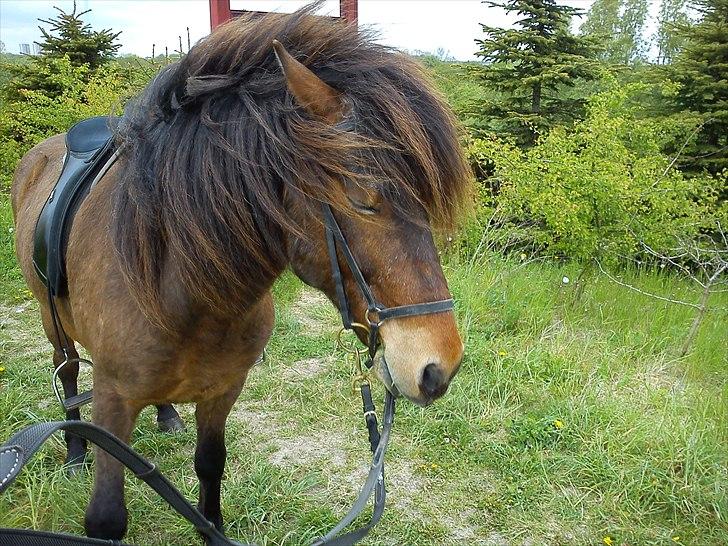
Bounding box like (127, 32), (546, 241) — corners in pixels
(474, 0), (601, 145)
(673, 0), (728, 174)
(35, 1), (120, 70)
(2, 2), (121, 101)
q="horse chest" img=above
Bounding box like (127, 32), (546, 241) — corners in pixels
(139, 311), (271, 404)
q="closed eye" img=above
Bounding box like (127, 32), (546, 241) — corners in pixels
(350, 199), (379, 215)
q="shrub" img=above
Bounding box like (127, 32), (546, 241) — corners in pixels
(0, 56), (152, 189)
(464, 79), (726, 264)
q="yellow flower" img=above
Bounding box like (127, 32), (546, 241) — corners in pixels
(0, 366), (5, 373)
(498, 350), (507, 357)
(603, 536), (614, 546)
(672, 537), (680, 543)
(554, 419), (564, 429)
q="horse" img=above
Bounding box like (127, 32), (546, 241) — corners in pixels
(11, 5), (471, 542)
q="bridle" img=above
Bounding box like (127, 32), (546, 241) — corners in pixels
(322, 203), (455, 359)
(309, 203), (454, 545)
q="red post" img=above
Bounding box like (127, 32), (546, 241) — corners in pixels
(209, 1), (358, 30)
(340, 0), (358, 25)
(209, 0), (231, 30)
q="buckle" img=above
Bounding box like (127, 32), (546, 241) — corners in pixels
(366, 307), (382, 328)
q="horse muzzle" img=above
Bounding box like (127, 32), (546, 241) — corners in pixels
(372, 351), (400, 399)
(373, 351), (453, 407)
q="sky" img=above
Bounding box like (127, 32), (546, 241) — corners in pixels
(0, 0), (607, 61)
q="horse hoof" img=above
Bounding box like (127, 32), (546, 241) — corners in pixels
(85, 502), (128, 540)
(158, 415), (186, 433)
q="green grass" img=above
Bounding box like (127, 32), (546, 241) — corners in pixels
(1, 189), (726, 545)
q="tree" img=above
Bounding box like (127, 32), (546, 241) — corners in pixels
(2, 2), (121, 102)
(36, 1), (120, 70)
(672, 0), (728, 174)
(580, 0), (621, 58)
(656, 0), (691, 64)
(474, 0), (601, 146)
(581, 0), (649, 64)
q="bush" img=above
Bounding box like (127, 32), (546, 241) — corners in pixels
(464, 79), (727, 264)
(0, 55), (152, 189)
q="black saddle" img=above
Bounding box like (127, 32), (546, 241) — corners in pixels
(33, 116), (119, 297)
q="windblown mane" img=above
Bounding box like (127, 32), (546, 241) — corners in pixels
(113, 3), (471, 325)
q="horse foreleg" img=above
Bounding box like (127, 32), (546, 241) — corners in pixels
(84, 389), (140, 541)
(194, 384), (245, 534)
(155, 403), (185, 432)
(52, 346), (88, 467)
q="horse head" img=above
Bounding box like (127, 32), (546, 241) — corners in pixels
(274, 40), (466, 406)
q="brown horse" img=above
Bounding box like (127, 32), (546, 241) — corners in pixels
(11, 6), (470, 542)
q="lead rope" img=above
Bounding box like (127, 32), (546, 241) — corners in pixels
(0, 385), (394, 546)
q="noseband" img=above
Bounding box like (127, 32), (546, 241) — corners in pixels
(322, 203), (454, 358)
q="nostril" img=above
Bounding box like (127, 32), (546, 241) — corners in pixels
(420, 362), (448, 400)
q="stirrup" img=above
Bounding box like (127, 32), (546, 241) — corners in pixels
(52, 353), (94, 411)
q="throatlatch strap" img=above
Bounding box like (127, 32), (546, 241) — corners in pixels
(322, 205), (378, 312)
(324, 205), (353, 329)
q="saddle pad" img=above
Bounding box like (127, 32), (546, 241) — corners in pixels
(32, 116), (119, 297)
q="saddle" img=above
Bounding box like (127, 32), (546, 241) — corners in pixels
(33, 116), (119, 297)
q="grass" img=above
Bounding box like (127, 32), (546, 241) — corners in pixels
(1, 188), (727, 545)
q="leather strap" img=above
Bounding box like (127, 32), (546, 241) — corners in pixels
(0, 392), (395, 546)
(0, 421), (246, 546)
(312, 391), (394, 546)
(322, 203), (454, 354)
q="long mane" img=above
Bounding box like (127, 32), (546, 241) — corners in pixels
(113, 3), (471, 325)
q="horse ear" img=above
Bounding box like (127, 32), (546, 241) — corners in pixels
(272, 39), (346, 124)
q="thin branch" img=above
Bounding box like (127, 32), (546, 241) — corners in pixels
(708, 262), (728, 284)
(649, 120), (707, 192)
(596, 261), (701, 309)
(638, 240), (702, 285)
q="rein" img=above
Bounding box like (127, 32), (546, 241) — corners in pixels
(0, 205), (454, 546)
(314, 203), (455, 543)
